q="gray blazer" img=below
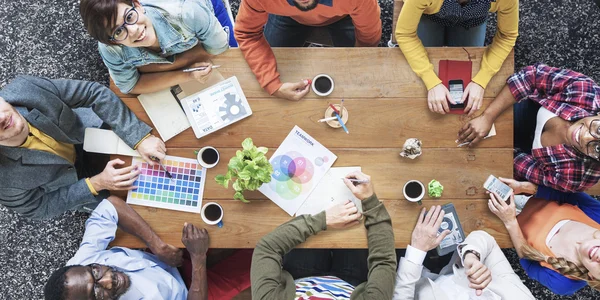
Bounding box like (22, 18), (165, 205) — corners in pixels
(0, 76), (151, 219)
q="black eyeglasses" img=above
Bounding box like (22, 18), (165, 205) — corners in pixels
(88, 264), (115, 300)
(109, 2), (139, 42)
(585, 119), (600, 160)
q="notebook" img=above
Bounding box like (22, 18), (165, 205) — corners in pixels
(296, 167), (363, 216)
(137, 89), (190, 141)
(180, 76), (252, 139)
(438, 60), (472, 115)
(83, 128), (139, 156)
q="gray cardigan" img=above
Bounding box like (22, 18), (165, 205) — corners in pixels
(0, 76), (151, 219)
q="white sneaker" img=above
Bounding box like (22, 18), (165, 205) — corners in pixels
(513, 194), (532, 215)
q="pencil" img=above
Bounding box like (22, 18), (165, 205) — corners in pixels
(335, 113), (349, 134)
(318, 116), (337, 122)
(343, 178), (370, 184)
(182, 65), (221, 72)
(329, 104), (340, 115)
(339, 99), (344, 118)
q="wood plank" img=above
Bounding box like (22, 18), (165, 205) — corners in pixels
(119, 97), (514, 149)
(111, 199), (512, 248)
(112, 147), (512, 201)
(109, 48), (514, 100)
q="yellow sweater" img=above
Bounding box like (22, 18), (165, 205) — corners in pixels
(395, 0), (519, 90)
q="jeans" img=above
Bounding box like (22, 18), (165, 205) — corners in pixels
(283, 249), (369, 287)
(264, 15), (356, 47)
(513, 100), (541, 154)
(417, 15), (487, 47)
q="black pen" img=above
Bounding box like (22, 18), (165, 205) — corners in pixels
(150, 156), (173, 179)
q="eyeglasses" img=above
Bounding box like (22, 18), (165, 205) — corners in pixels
(585, 119), (600, 160)
(109, 2), (139, 42)
(88, 264), (108, 300)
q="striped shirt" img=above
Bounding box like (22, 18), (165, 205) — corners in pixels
(295, 276), (354, 299)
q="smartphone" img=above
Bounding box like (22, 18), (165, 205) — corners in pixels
(448, 79), (464, 109)
(483, 175), (513, 202)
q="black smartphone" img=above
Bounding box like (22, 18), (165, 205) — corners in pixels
(448, 79), (464, 109)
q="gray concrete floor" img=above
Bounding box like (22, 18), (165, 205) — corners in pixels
(1, 0), (600, 298)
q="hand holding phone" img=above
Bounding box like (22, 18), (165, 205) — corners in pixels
(483, 175), (513, 201)
(448, 79), (465, 109)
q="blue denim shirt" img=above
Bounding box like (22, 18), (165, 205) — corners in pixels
(68, 200), (188, 299)
(99, 0), (229, 93)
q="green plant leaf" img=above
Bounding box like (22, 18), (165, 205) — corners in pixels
(232, 180), (242, 192)
(238, 169), (252, 180)
(234, 192), (249, 203)
(257, 146), (268, 154)
(214, 174), (229, 188)
(242, 138), (254, 151)
(229, 156), (244, 171)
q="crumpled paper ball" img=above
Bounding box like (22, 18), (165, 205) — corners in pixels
(428, 180), (444, 198)
(399, 138), (422, 159)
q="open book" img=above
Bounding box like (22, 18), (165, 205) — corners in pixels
(83, 128), (139, 156)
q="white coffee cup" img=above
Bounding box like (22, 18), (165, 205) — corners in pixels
(403, 180), (425, 205)
(201, 202), (223, 227)
(197, 146), (220, 169)
(311, 74), (335, 97)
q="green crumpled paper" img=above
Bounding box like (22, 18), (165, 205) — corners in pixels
(428, 180), (444, 198)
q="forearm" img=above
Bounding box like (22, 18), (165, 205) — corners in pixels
(129, 71), (193, 94)
(504, 220), (527, 258)
(107, 196), (166, 251)
(137, 44), (212, 74)
(187, 254), (208, 300)
(481, 84), (516, 122)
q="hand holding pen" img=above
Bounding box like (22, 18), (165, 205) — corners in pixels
(343, 171), (374, 200)
(150, 155), (173, 179)
(184, 62), (215, 84)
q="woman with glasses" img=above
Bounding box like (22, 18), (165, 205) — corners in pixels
(457, 64), (600, 193)
(80, 0), (234, 94)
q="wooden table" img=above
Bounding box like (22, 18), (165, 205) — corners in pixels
(110, 47), (518, 249)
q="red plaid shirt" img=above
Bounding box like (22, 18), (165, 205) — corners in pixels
(508, 64), (600, 192)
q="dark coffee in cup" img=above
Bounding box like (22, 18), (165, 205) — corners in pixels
(405, 181), (423, 198)
(315, 77), (332, 94)
(201, 148), (219, 165)
(204, 203), (222, 221)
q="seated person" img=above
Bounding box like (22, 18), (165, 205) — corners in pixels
(394, 205), (534, 299)
(489, 185), (600, 295)
(234, 0), (381, 101)
(0, 76), (164, 219)
(79, 0), (233, 94)
(250, 171), (397, 299)
(457, 64), (600, 192)
(395, 0), (518, 115)
(44, 196), (252, 300)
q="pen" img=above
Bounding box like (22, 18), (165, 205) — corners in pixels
(329, 104), (340, 115)
(456, 136), (493, 148)
(182, 65), (221, 72)
(339, 98), (344, 118)
(318, 116), (337, 122)
(150, 156), (173, 179)
(334, 113), (349, 134)
(343, 178), (370, 184)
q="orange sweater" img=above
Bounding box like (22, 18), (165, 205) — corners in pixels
(518, 198), (600, 271)
(234, 0), (382, 95)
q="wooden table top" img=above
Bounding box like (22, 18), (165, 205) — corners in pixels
(109, 47), (521, 249)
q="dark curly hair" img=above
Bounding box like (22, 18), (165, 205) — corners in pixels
(44, 265), (80, 300)
(79, 0), (133, 44)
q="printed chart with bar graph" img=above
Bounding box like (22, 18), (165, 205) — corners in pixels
(127, 155), (207, 213)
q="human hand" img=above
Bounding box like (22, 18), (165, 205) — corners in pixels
(325, 200), (362, 229)
(181, 222), (210, 259)
(464, 256), (492, 295)
(427, 84), (451, 114)
(411, 206), (451, 252)
(497, 177), (537, 195)
(137, 135), (166, 166)
(342, 171), (374, 200)
(186, 62), (213, 84)
(273, 80), (310, 101)
(153, 242), (183, 267)
(487, 192), (517, 225)
(463, 82), (485, 116)
(456, 114), (493, 147)
(89, 159), (140, 191)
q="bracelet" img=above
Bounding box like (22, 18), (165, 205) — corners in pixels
(463, 249), (481, 261)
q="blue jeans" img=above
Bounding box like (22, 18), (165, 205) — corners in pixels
(264, 15), (356, 47)
(282, 249), (369, 287)
(417, 15), (487, 47)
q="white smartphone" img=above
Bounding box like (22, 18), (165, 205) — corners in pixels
(483, 175), (513, 202)
(449, 79), (464, 109)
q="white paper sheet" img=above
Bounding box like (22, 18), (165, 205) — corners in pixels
(296, 167), (363, 216)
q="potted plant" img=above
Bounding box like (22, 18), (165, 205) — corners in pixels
(215, 138), (274, 202)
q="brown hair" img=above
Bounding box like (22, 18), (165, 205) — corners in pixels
(521, 244), (600, 291)
(79, 0), (132, 44)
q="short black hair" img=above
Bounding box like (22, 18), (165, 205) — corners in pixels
(79, 0), (132, 44)
(44, 265), (80, 300)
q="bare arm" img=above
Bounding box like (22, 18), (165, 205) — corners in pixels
(487, 193), (527, 258)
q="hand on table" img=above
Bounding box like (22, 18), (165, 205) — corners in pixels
(273, 80), (310, 101)
(182, 222), (210, 260)
(410, 206), (451, 252)
(137, 135), (167, 166)
(463, 82), (485, 116)
(153, 242), (184, 267)
(427, 84), (452, 114)
(464, 254), (492, 296)
(487, 192), (517, 226)
(325, 199), (362, 229)
(89, 159), (140, 191)
(186, 62), (213, 84)
(496, 177), (538, 196)
(343, 171), (374, 200)
(456, 114), (493, 147)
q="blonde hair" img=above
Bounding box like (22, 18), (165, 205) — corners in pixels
(521, 244), (600, 291)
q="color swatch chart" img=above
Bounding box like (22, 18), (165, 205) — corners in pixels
(127, 155), (207, 213)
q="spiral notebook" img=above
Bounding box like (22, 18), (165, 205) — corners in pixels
(137, 89), (190, 141)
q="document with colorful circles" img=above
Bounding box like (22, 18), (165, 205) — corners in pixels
(127, 155), (207, 213)
(259, 126), (337, 216)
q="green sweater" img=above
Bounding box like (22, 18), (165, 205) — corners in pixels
(251, 194), (397, 299)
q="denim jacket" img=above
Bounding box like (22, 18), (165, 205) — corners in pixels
(99, 0), (229, 93)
